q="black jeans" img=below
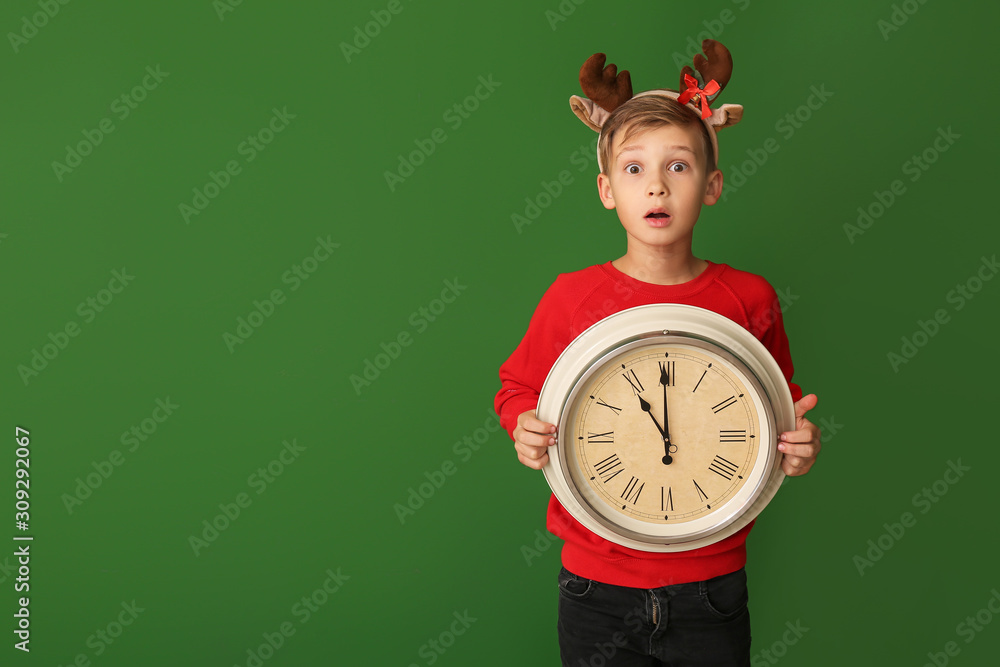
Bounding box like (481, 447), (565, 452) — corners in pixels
(557, 566), (751, 666)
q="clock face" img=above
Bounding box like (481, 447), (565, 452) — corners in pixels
(558, 336), (776, 545)
(538, 304), (794, 552)
(569, 341), (761, 523)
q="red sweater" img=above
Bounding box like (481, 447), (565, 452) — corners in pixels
(495, 260), (803, 588)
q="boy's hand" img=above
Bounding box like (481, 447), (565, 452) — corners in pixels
(513, 410), (557, 470)
(778, 393), (822, 476)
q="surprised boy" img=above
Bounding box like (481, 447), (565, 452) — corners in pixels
(495, 40), (822, 666)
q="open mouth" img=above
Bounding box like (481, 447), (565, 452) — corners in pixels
(645, 208), (671, 221)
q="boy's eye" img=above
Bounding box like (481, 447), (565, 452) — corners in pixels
(669, 162), (688, 173)
(625, 164), (642, 174)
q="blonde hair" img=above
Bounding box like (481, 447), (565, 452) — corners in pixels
(599, 94), (716, 175)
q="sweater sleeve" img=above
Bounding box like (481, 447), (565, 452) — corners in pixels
(494, 276), (574, 441)
(751, 282), (803, 405)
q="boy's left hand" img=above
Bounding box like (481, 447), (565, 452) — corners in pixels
(778, 393), (821, 476)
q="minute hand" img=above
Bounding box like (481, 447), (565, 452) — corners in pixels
(660, 363), (674, 465)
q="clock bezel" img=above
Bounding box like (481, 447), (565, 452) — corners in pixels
(537, 303), (796, 553)
(559, 334), (775, 544)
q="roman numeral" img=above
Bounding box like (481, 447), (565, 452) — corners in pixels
(709, 455), (740, 481)
(587, 431), (614, 444)
(621, 476), (644, 504)
(622, 368), (644, 395)
(594, 397), (622, 416)
(594, 454), (624, 483)
(693, 479), (708, 502)
(720, 429), (747, 443)
(659, 361), (675, 386)
(693, 370), (707, 393)
(712, 396), (737, 413)
(661, 486), (673, 512)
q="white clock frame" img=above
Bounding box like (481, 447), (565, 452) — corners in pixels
(537, 303), (796, 552)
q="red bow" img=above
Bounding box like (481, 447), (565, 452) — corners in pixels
(677, 73), (720, 119)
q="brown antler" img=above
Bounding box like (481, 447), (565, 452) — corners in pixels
(679, 39), (733, 98)
(580, 53), (633, 113)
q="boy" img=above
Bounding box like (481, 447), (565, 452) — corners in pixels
(494, 41), (821, 666)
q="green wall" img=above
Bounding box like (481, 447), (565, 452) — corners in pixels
(2, 0), (998, 664)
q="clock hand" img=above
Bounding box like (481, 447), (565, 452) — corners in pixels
(638, 396), (665, 436)
(659, 363), (673, 465)
(639, 395), (672, 465)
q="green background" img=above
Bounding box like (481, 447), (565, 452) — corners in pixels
(2, 0), (998, 665)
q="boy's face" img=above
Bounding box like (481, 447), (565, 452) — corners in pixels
(597, 122), (722, 253)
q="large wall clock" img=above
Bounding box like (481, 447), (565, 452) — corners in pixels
(537, 304), (796, 552)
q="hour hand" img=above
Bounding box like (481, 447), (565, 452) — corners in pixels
(640, 396), (672, 465)
(638, 396), (665, 436)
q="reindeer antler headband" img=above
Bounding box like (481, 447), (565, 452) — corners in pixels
(569, 39), (744, 172)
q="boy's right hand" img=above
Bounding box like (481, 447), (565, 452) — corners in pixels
(513, 410), (558, 470)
